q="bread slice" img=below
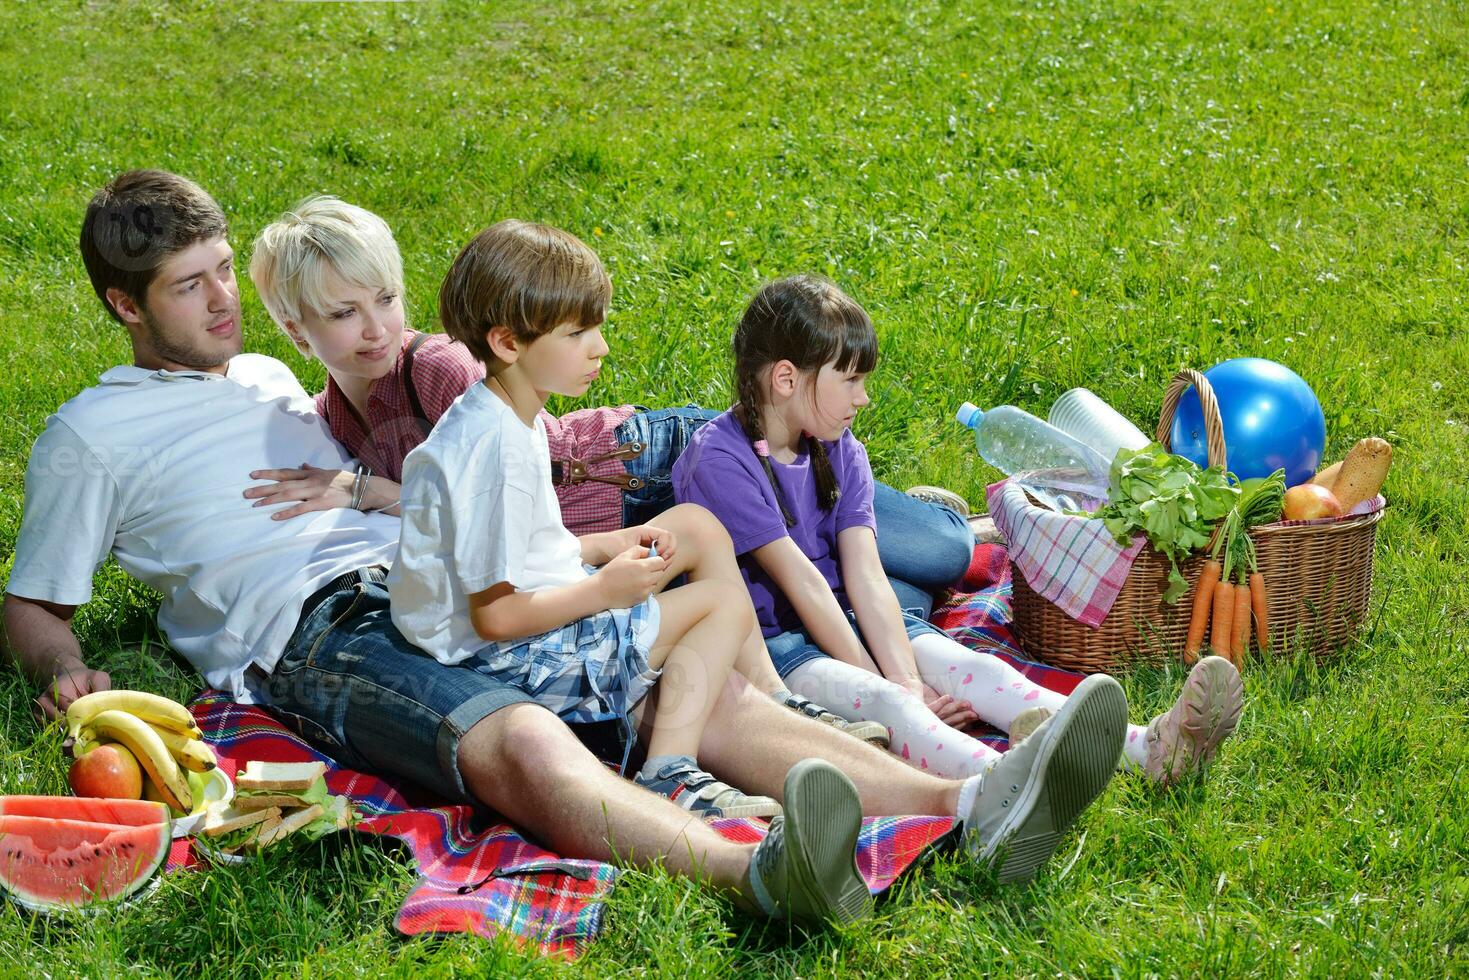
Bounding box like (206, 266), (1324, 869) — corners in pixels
(202, 802), (282, 837)
(233, 793), (309, 811)
(254, 803), (325, 848)
(236, 760), (328, 792)
(222, 814), (282, 855)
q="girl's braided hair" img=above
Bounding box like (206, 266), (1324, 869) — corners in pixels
(731, 274), (878, 526)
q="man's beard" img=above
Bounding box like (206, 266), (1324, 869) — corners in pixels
(139, 307), (238, 371)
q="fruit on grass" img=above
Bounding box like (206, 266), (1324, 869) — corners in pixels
(65, 690), (200, 742)
(1283, 483), (1344, 521)
(68, 743), (143, 800)
(0, 800), (170, 910)
(84, 710), (193, 813)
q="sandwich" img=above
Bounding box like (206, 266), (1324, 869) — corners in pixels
(203, 760), (356, 854)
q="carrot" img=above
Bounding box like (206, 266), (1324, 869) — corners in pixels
(1249, 571), (1269, 653)
(1184, 560), (1221, 663)
(1210, 580), (1235, 658)
(1231, 577), (1252, 665)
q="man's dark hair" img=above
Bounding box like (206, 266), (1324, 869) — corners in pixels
(79, 170), (227, 322)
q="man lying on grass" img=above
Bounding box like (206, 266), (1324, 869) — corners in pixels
(2, 169), (1122, 927)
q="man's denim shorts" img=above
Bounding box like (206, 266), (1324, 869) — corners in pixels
(260, 578), (534, 803)
(765, 609), (941, 678)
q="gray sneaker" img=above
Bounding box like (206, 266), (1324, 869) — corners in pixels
(780, 693), (891, 749)
(960, 673), (1127, 884)
(1143, 655), (1243, 787)
(747, 759), (873, 927)
(634, 760), (782, 820)
(1007, 706), (1054, 747)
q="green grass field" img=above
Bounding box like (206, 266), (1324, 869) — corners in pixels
(2, 0), (1467, 975)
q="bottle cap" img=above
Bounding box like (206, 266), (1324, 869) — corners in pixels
(956, 402), (985, 428)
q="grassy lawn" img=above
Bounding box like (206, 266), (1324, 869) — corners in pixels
(2, 0), (1467, 974)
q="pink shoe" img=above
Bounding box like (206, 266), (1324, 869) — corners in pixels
(1144, 656), (1243, 787)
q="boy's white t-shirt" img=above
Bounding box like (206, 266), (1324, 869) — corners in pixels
(388, 381), (587, 665)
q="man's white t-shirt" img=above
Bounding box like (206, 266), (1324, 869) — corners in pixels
(389, 381), (586, 666)
(4, 355), (400, 701)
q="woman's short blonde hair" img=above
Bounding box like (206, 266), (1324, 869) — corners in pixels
(250, 196), (405, 350)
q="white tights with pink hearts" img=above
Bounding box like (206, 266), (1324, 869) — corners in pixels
(785, 631), (1150, 779)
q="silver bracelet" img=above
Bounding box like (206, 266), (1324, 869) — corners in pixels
(350, 464), (370, 511)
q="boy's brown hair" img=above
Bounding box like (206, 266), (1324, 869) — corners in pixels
(79, 170), (228, 323)
(438, 219), (610, 371)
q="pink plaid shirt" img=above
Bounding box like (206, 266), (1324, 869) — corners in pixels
(317, 328), (634, 535)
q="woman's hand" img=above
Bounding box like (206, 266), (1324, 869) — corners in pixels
(244, 463), (400, 519)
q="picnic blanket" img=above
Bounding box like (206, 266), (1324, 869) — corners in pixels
(163, 693), (957, 959)
(986, 479), (1145, 627)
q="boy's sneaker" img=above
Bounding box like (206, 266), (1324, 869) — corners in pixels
(960, 673), (1127, 884)
(635, 759), (782, 820)
(1143, 655), (1244, 788)
(780, 693), (890, 748)
(746, 759), (873, 927)
(905, 485), (971, 516)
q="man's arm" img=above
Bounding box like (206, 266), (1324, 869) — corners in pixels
(1, 594), (110, 721)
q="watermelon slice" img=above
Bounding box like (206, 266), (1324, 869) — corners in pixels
(0, 796), (168, 827)
(0, 797), (171, 911)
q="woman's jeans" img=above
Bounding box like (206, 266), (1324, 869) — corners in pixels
(616, 406), (974, 619)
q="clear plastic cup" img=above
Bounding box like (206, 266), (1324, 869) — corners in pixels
(1047, 388), (1150, 463)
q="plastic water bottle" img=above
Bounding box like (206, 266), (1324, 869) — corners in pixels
(1047, 388), (1150, 462)
(957, 402), (1111, 481)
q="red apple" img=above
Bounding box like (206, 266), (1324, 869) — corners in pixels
(68, 742), (144, 800)
(1283, 483), (1344, 521)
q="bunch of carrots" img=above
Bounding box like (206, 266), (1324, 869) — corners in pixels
(1183, 469), (1286, 667)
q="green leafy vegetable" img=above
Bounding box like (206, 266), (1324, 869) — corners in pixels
(1089, 444), (1240, 602)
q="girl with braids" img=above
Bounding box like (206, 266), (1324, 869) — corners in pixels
(674, 275), (1245, 786)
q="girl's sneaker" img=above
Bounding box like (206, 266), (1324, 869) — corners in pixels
(960, 673), (1127, 883)
(1007, 706), (1054, 746)
(780, 693), (890, 748)
(634, 759), (782, 819)
(1143, 655), (1244, 787)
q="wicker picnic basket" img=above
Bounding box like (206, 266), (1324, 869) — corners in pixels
(1009, 368), (1385, 673)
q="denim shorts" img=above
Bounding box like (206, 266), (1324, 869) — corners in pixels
(616, 405), (719, 528)
(260, 577), (534, 803)
(765, 609), (941, 679)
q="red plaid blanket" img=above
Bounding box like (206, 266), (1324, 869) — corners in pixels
(166, 694), (955, 959)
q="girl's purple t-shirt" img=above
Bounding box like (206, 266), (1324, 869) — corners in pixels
(672, 410), (877, 637)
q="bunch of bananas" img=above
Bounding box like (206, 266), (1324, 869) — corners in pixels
(66, 691), (214, 813)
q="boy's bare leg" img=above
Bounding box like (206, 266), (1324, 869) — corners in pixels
(699, 672), (963, 818)
(456, 701), (755, 890)
(643, 580), (750, 759)
(648, 503), (787, 693)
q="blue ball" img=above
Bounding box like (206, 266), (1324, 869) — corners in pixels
(1169, 358), (1326, 487)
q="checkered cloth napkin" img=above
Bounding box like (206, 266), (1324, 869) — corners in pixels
(985, 479), (1146, 627)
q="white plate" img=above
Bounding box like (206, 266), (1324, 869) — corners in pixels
(170, 768), (234, 839)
